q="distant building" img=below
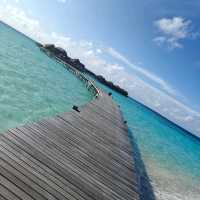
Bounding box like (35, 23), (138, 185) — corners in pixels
(43, 44), (68, 58)
(42, 44), (85, 72)
(69, 59), (85, 72)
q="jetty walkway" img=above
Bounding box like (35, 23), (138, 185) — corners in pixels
(0, 55), (140, 199)
(0, 92), (140, 200)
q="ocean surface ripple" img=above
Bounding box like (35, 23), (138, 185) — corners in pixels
(0, 22), (92, 132)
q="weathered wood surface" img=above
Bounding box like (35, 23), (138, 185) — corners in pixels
(0, 92), (139, 200)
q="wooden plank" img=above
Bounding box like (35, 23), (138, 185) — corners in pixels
(0, 184), (21, 200)
(6, 129), (133, 200)
(16, 123), (138, 198)
(0, 138), (92, 200)
(0, 92), (140, 200)
(0, 174), (34, 200)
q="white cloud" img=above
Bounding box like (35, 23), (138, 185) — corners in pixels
(0, 5), (42, 40)
(0, 5), (200, 136)
(154, 17), (195, 49)
(106, 47), (176, 96)
(96, 49), (102, 54)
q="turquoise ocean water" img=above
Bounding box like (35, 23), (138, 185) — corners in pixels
(95, 82), (200, 200)
(0, 22), (92, 132)
(1, 21), (200, 200)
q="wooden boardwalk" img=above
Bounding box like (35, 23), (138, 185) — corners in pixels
(0, 92), (140, 200)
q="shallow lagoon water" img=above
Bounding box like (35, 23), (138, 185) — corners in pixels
(0, 22), (92, 132)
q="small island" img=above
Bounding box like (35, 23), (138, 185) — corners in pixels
(37, 43), (128, 97)
(84, 69), (128, 97)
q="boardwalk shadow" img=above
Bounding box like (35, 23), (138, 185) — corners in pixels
(127, 128), (156, 200)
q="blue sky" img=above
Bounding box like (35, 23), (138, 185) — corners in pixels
(0, 0), (200, 135)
